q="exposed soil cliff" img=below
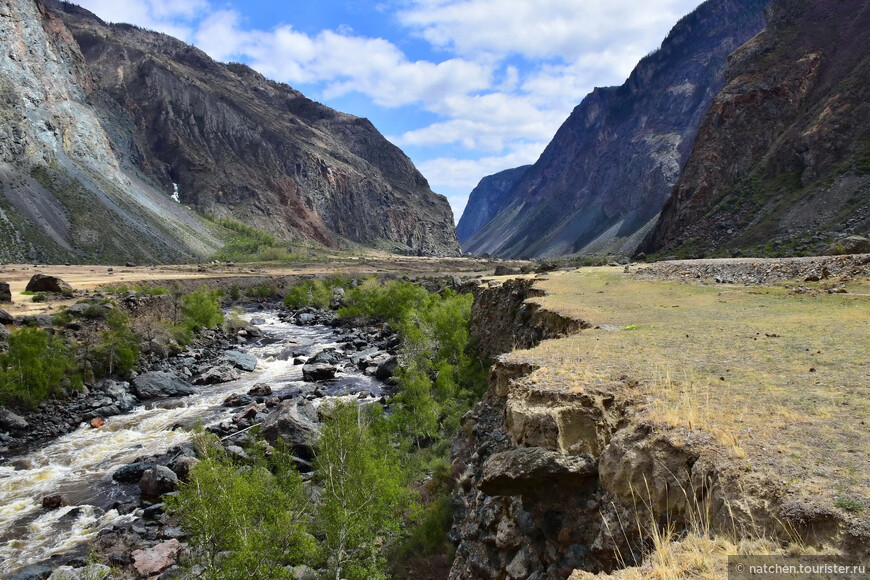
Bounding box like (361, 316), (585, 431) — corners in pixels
(643, 0), (870, 258)
(460, 0), (768, 259)
(451, 270), (868, 578)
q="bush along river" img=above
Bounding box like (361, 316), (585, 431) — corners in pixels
(0, 305), (401, 579)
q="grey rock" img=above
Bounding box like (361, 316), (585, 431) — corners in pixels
(0, 324), (8, 341)
(133, 372), (194, 399)
(0, 282), (11, 303)
(139, 465), (178, 497)
(223, 350), (257, 372)
(302, 363), (337, 382)
(480, 447), (597, 496)
(169, 456), (199, 481)
(113, 461), (151, 483)
(309, 349), (341, 365)
(247, 383), (272, 397)
(375, 355), (399, 380)
(194, 364), (240, 385)
(0, 406), (28, 430)
(0, 307), (13, 323)
(225, 445), (251, 462)
(10, 564), (54, 580)
(260, 400), (320, 458)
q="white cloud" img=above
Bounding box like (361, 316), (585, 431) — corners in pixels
(72, 0), (208, 40)
(192, 11), (493, 108)
(399, 0), (701, 64)
(417, 141), (547, 190)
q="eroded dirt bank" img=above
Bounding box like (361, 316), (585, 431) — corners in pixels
(449, 261), (870, 579)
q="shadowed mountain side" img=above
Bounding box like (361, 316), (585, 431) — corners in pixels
(457, 165), (530, 245)
(461, 0), (768, 258)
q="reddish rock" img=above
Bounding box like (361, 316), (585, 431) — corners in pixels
(90, 417), (105, 428)
(131, 539), (187, 576)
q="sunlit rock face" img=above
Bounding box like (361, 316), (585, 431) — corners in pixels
(0, 0), (458, 263)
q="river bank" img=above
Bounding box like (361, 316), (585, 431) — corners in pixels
(1, 300), (405, 579)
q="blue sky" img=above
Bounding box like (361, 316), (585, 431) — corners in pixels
(73, 0), (703, 222)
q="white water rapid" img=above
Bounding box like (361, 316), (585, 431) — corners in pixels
(0, 312), (381, 576)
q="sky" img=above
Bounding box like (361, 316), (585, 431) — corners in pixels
(71, 0), (703, 222)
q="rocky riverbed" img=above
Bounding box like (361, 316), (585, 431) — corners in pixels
(1, 303), (402, 579)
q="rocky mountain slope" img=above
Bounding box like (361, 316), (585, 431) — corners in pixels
(0, 0), (458, 264)
(456, 165), (530, 245)
(0, 0), (225, 263)
(642, 0), (870, 257)
(460, 0), (768, 258)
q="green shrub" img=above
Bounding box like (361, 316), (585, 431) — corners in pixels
(228, 284), (241, 301)
(283, 280), (331, 309)
(168, 434), (316, 579)
(181, 287), (224, 332)
(338, 279), (431, 323)
(245, 283), (278, 299)
(0, 327), (79, 407)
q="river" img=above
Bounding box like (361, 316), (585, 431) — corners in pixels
(0, 310), (383, 576)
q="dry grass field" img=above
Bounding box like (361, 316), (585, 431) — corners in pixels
(516, 267), (869, 515)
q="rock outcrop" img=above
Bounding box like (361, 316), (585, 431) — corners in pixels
(0, 0), (459, 263)
(460, 0), (768, 258)
(643, 0), (870, 257)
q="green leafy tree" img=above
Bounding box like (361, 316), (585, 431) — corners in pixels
(92, 310), (139, 377)
(284, 280), (331, 309)
(315, 402), (414, 580)
(168, 435), (316, 579)
(0, 327), (78, 407)
(181, 286), (224, 332)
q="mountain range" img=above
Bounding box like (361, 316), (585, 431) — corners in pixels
(460, 0), (869, 259)
(0, 0), (459, 264)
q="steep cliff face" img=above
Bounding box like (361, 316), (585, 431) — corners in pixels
(457, 165), (530, 245)
(0, 0), (458, 263)
(50, 1), (459, 256)
(0, 0), (224, 263)
(461, 0), (768, 258)
(643, 0), (870, 257)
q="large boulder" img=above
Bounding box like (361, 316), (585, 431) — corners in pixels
(139, 465), (178, 496)
(309, 349), (341, 365)
(0, 283), (11, 303)
(830, 235), (870, 255)
(112, 461), (151, 483)
(247, 383), (272, 397)
(302, 363), (337, 381)
(25, 274), (73, 294)
(0, 406), (28, 430)
(131, 539), (187, 577)
(375, 355), (399, 380)
(260, 400), (320, 459)
(223, 350), (257, 372)
(132, 371), (194, 399)
(480, 447), (597, 496)
(0, 308), (13, 324)
(194, 364), (241, 385)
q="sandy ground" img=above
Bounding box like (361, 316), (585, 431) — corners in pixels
(0, 256), (514, 316)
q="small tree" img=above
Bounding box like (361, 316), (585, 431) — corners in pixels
(315, 402), (413, 580)
(0, 327), (77, 407)
(168, 434), (315, 579)
(92, 310), (139, 377)
(181, 286), (224, 332)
